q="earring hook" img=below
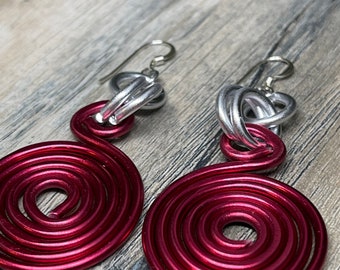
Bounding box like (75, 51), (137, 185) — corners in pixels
(237, 56), (294, 92)
(99, 40), (176, 84)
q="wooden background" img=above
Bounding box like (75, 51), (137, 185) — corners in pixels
(0, 0), (339, 269)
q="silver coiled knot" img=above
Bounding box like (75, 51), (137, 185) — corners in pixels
(95, 71), (164, 125)
(216, 84), (297, 148)
(109, 71), (166, 111)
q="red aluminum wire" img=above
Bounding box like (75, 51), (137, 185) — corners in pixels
(142, 124), (327, 270)
(0, 101), (143, 270)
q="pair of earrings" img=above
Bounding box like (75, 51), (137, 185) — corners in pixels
(0, 41), (327, 270)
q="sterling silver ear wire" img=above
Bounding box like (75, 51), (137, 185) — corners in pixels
(95, 40), (176, 125)
(216, 56), (297, 148)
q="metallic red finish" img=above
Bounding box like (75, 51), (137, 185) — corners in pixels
(78, 101), (135, 139)
(142, 124), (327, 270)
(0, 101), (143, 270)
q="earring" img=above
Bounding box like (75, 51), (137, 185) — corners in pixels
(142, 57), (327, 270)
(0, 40), (175, 269)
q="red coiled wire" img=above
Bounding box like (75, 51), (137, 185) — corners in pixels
(0, 101), (143, 270)
(142, 124), (327, 270)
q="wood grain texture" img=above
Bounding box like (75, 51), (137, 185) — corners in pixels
(0, 0), (339, 269)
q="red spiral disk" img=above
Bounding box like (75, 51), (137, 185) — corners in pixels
(0, 101), (143, 270)
(142, 125), (327, 270)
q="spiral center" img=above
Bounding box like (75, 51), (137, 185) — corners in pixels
(36, 188), (67, 218)
(223, 222), (257, 242)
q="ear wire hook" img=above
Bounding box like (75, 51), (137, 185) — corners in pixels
(99, 40), (176, 84)
(237, 56), (294, 92)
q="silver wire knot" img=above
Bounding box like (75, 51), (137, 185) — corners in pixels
(109, 70), (166, 111)
(95, 40), (176, 125)
(216, 56), (297, 148)
(95, 74), (162, 125)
